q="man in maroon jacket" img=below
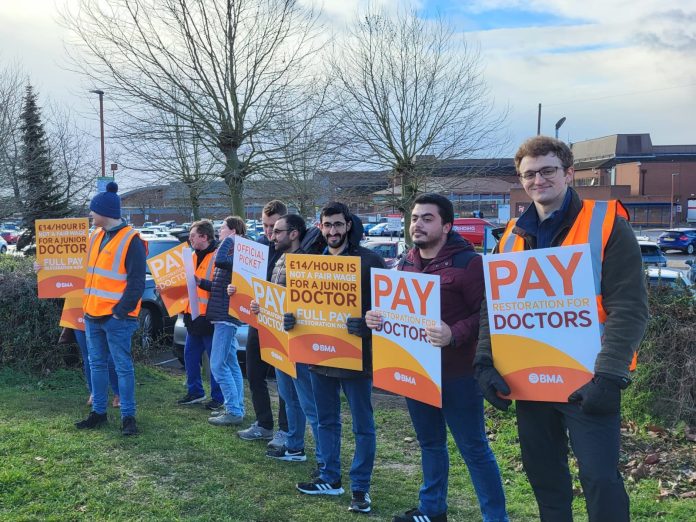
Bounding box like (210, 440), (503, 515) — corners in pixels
(366, 193), (508, 522)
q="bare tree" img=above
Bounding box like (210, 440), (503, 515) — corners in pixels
(0, 61), (26, 218)
(329, 8), (507, 241)
(63, 0), (325, 215)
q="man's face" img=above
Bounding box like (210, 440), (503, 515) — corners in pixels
(262, 213), (281, 240)
(270, 218), (294, 253)
(89, 210), (106, 229)
(410, 203), (451, 250)
(321, 213), (351, 249)
(518, 152), (573, 208)
(188, 227), (210, 251)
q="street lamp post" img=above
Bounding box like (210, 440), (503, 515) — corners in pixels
(90, 89), (106, 179)
(670, 172), (679, 228)
(555, 117), (566, 139)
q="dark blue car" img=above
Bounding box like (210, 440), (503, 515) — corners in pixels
(658, 228), (696, 255)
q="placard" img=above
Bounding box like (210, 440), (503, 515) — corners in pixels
(36, 218), (89, 298)
(228, 236), (269, 326)
(251, 277), (295, 378)
(183, 246), (199, 320)
(146, 242), (189, 317)
(59, 291), (85, 331)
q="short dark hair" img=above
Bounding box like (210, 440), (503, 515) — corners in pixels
(190, 219), (215, 241)
(281, 214), (306, 240)
(224, 215), (247, 235)
(514, 136), (574, 172)
(263, 200), (287, 217)
(413, 193), (454, 226)
(320, 201), (351, 223)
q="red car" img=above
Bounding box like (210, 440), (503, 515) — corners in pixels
(1, 230), (18, 245)
(451, 218), (494, 246)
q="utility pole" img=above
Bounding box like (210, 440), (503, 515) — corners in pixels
(90, 89), (106, 179)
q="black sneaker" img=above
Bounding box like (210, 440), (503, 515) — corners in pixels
(392, 508), (447, 522)
(75, 411), (108, 430)
(121, 416), (138, 436)
(205, 399), (223, 410)
(266, 445), (307, 462)
(177, 393), (206, 405)
(349, 491), (372, 513)
(296, 478), (344, 496)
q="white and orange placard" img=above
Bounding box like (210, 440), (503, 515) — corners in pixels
(59, 291), (85, 331)
(286, 254), (362, 370)
(146, 242), (189, 317)
(36, 218), (89, 298)
(371, 268), (442, 407)
(483, 243), (602, 402)
(251, 277), (295, 378)
(228, 236), (269, 326)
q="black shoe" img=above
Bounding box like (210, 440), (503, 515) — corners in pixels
(75, 411), (107, 430)
(121, 416), (138, 436)
(349, 491), (372, 513)
(177, 393), (206, 405)
(392, 508), (447, 522)
(266, 445), (307, 462)
(296, 478), (344, 496)
(205, 399), (223, 410)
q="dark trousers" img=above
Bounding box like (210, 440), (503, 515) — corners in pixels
(245, 326), (287, 431)
(516, 401), (628, 522)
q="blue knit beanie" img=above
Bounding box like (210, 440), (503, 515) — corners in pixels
(90, 181), (121, 219)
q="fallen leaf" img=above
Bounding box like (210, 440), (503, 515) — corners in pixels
(685, 426), (696, 443)
(644, 454), (660, 465)
(679, 491), (696, 499)
(403, 437), (415, 443)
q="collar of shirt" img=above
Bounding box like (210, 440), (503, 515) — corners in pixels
(515, 188), (572, 249)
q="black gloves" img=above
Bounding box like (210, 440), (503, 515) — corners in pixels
(346, 317), (371, 338)
(283, 312), (296, 331)
(474, 363), (512, 411)
(568, 373), (629, 415)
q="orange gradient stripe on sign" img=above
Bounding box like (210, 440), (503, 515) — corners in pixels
(147, 242), (189, 317)
(252, 277), (295, 378)
(59, 291), (85, 331)
(286, 254), (362, 370)
(36, 218), (89, 298)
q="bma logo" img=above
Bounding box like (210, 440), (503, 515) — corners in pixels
(271, 351), (283, 361)
(312, 343), (336, 353)
(56, 282), (74, 288)
(528, 372), (564, 384)
(393, 371), (416, 385)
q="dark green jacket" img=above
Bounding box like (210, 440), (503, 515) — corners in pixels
(475, 188), (648, 379)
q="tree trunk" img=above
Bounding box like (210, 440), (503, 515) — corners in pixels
(187, 183), (200, 221)
(399, 168), (418, 246)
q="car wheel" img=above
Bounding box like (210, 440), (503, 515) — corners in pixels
(0, 245), (6, 254)
(138, 307), (162, 352)
(688, 244), (695, 255)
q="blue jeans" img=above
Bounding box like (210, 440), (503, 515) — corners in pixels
(210, 323), (244, 416)
(293, 363), (322, 466)
(276, 368), (305, 450)
(85, 316), (139, 418)
(184, 333), (223, 404)
(406, 376), (508, 521)
(75, 329), (118, 395)
(310, 372), (375, 493)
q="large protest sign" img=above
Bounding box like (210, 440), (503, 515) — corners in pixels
(251, 277), (295, 378)
(146, 242), (189, 316)
(36, 218), (89, 298)
(285, 254), (362, 370)
(483, 244), (602, 402)
(59, 291), (85, 331)
(182, 247), (199, 320)
(371, 268), (442, 407)
(228, 236), (269, 326)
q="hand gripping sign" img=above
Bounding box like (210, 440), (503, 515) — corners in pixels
(251, 277), (296, 378)
(483, 243), (602, 402)
(371, 268), (442, 407)
(146, 242), (189, 317)
(228, 236), (269, 327)
(36, 218), (89, 298)
(285, 253), (363, 370)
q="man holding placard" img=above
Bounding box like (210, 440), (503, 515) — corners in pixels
(367, 194), (507, 522)
(475, 136), (648, 521)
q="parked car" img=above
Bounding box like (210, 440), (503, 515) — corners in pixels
(363, 239), (407, 269)
(657, 228), (696, 254)
(1, 229), (19, 245)
(368, 222), (404, 237)
(685, 259), (696, 284)
(0, 236), (7, 254)
(639, 240), (667, 267)
(644, 267), (694, 296)
(173, 314), (249, 372)
(452, 217), (495, 246)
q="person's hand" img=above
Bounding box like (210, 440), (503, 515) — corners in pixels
(365, 310), (383, 330)
(346, 316), (370, 338)
(195, 276), (201, 285)
(475, 363), (512, 411)
(283, 312), (296, 331)
(250, 300), (260, 315)
(227, 284), (236, 296)
(425, 322), (453, 347)
(33, 261), (41, 273)
(568, 373), (628, 415)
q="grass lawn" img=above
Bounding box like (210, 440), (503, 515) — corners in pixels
(0, 365), (693, 521)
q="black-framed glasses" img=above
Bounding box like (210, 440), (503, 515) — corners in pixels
(271, 228), (292, 235)
(321, 222), (347, 230)
(519, 166), (563, 181)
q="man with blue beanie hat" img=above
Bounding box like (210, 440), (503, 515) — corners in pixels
(76, 181), (147, 436)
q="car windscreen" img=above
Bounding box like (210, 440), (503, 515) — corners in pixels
(367, 244), (396, 258)
(640, 245), (660, 255)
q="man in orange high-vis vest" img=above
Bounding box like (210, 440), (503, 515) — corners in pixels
(475, 136), (648, 522)
(176, 220), (223, 410)
(76, 182), (146, 437)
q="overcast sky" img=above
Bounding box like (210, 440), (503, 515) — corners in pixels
(1, 0), (694, 188)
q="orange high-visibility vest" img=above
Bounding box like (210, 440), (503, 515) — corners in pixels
(83, 226), (143, 318)
(185, 249), (215, 317)
(498, 199), (637, 371)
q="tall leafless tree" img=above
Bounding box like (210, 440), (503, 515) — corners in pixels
(329, 8), (507, 242)
(63, 0), (325, 215)
(0, 61), (26, 217)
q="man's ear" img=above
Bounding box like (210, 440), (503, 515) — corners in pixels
(346, 219), (352, 231)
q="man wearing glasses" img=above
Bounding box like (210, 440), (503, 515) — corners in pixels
(292, 202), (385, 515)
(475, 136), (648, 521)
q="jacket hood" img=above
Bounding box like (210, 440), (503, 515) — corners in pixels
(348, 214), (365, 247)
(300, 225), (327, 254)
